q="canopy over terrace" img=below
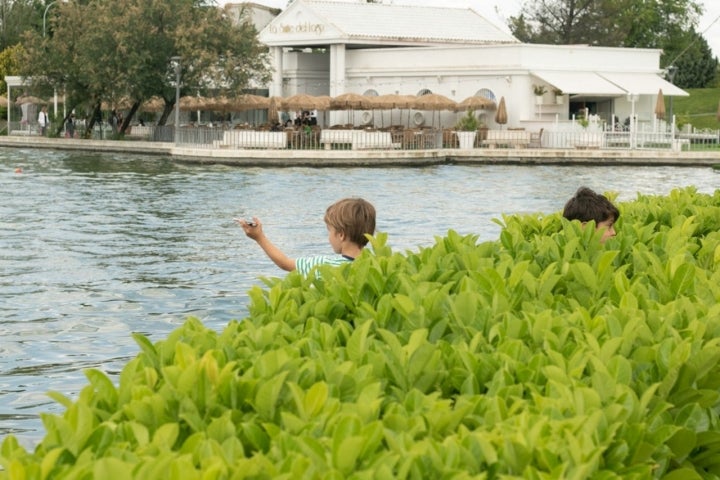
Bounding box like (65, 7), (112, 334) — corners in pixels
(531, 71), (688, 98)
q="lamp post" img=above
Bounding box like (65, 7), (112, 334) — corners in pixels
(171, 56), (181, 145)
(43, 0), (67, 37)
(666, 65), (678, 135)
(43, 0), (67, 118)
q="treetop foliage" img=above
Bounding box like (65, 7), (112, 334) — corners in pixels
(17, 0), (271, 128)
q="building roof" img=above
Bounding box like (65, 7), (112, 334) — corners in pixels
(259, 0), (519, 48)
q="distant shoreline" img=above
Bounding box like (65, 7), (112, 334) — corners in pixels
(1, 136), (718, 168)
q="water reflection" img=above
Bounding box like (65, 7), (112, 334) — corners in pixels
(1, 147), (717, 447)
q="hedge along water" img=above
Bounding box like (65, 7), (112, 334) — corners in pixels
(0, 148), (718, 448)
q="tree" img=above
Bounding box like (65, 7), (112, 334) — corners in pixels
(664, 30), (718, 89)
(509, 0), (702, 49)
(508, 0), (715, 86)
(19, 0), (271, 135)
(0, 0), (40, 51)
(0, 43), (23, 92)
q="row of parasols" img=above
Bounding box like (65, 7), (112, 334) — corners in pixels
(2, 91), (508, 125)
(1, 92), (497, 112)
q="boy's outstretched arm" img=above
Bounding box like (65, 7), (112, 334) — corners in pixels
(236, 217), (296, 272)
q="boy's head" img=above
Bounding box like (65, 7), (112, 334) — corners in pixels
(324, 198), (376, 247)
(563, 187), (619, 241)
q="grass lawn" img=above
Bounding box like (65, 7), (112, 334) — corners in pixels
(672, 87), (720, 130)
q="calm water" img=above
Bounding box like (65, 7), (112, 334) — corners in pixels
(1, 147), (718, 447)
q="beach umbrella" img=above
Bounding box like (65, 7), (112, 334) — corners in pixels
(330, 93), (377, 124)
(453, 95), (496, 112)
(654, 89), (665, 120)
(0, 95), (11, 107)
(415, 93), (456, 127)
(495, 96), (508, 128)
(267, 96), (280, 124)
(16, 95), (46, 105)
(374, 94), (415, 126)
(140, 96), (165, 112)
(233, 94), (270, 111)
(282, 93), (330, 112)
(330, 92), (375, 110)
(204, 96), (236, 113)
(178, 95), (205, 111)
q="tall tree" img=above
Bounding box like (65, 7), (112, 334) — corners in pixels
(20, 0), (271, 134)
(508, 0), (714, 86)
(0, 0), (40, 51)
(510, 0), (701, 48)
(664, 30), (718, 88)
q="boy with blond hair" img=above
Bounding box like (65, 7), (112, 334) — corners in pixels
(237, 197), (376, 275)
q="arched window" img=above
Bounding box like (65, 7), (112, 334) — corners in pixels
(476, 88), (496, 102)
(418, 88), (433, 96)
(363, 89), (379, 97)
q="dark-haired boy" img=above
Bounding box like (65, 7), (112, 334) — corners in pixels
(563, 187), (619, 243)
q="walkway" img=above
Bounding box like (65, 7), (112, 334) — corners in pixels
(1, 136), (718, 167)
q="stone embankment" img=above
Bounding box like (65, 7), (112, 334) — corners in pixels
(1, 136), (718, 167)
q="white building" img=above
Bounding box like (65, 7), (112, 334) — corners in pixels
(245, 0), (686, 130)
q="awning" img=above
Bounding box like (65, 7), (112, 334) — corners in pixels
(532, 71), (626, 96)
(598, 72), (689, 96)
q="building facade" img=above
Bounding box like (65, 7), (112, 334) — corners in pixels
(247, 0), (686, 130)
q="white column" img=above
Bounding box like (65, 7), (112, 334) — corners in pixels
(329, 44), (346, 125)
(270, 47), (283, 97)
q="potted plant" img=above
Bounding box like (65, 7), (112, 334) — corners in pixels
(553, 88), (564, 104)
(454, 109), (479, 149)
(533, 84), (547, 105)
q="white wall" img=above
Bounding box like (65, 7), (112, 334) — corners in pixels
(276, 43), (666, 129)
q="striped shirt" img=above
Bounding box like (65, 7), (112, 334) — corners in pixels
(295, 255), (353, 276)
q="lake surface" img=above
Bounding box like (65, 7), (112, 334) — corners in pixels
(1, 147), (718, 448)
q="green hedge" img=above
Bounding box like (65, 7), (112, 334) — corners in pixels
(2, 187), (720, 479)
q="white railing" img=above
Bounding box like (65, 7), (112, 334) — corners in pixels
(7, 123), (718, 152)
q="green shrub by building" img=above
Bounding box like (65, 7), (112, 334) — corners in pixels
(2, 187), (720, 479)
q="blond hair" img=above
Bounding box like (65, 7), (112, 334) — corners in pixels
(324, 198), (376, 246)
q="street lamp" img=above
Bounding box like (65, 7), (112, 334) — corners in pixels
(171, 56), (181, 145)
(666, 65), (678, 134)
(43, 0), (67, 37)
(43, 0), (67, 118)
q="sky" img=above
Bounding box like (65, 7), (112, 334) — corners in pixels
(221, 0), (720, 60)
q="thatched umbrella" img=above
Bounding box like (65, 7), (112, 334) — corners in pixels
(0, 95), (11, 107)
(204, 96), (236, 113)
(282, 93), (330, 112)
(141, 96), (165, 112)
(178, 95), (205, 111)
(654, 89), (665, 120)
(453, 95), (496, 112)
(16, 95), (46, 105)
(233, 94), (270, 111)
(374, 94), (415, 126)
(415, 93), (457, 127)
(495, 96), (508, 128)
(330, 92), (374, 110)
(267, 96), (280, 124)
(330, 92), (376, 124)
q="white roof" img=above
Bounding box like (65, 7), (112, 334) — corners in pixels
(259, 0), (519, 47)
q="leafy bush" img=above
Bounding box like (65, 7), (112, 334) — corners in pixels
(2, 187), (720, 479)
(455, 109), (479, 131)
